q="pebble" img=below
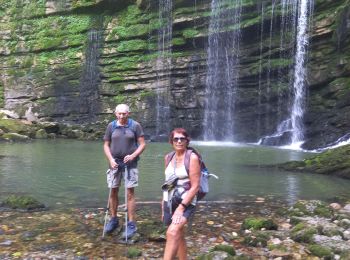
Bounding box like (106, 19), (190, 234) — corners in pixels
(0, 240), (12, 246)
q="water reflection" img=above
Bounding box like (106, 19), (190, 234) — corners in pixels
(0, 140), (349, 208)
(286, 175), (299, 205)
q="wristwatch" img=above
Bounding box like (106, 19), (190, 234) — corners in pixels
(180, 202), (188, 208)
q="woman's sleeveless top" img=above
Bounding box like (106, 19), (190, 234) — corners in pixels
(163, 160), (197, 205)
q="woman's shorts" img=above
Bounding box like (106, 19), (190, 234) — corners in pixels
(106, 167), (138, 188)
(162, 201), (196, 226)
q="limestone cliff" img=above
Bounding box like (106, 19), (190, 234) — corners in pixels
(0, 0), (349, 149)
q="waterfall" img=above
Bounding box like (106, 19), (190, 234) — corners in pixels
(203, 0), (242, 141)
(290, 0), (313, 147)
(314, 133), (350, 152)
(78, 28), (102, 120)
(258, 0), (314, 148)
(155, 0), (172, 139)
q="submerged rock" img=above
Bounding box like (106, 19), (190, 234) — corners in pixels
(278, 144), (350, 179)
(1, 195), (45, 210)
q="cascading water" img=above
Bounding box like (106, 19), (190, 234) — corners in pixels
(79, 28), (102, 120)
(258, 0), (314, 148)
(155, 0), (172, 139)
(315, 133), (350, 152)
(203, 0), (242, 141)
(290, 0), (314, 147)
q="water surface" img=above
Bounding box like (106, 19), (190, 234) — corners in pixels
(0, 140), (349, 208)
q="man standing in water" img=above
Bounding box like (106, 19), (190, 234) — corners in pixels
(103, 104), (146, 238)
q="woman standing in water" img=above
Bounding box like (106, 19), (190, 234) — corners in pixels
(162, 128), (201, 260)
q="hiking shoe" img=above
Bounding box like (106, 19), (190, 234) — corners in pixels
(122, 221), (137, 239)
(105, 217), (119, 234)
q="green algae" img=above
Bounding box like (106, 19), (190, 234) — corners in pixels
(1, 195), (45, 210)
(182, 28), (199, 39)
(117, 39), (148, 52)
(308, 244), (333, 258)
(242, 232), (269, 247)
(291, 226), (318, 243)
(241, 217), (278, 231)
(209, 244), (236, 256)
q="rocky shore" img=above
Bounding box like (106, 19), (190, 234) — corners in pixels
(1, 197), (350, 260)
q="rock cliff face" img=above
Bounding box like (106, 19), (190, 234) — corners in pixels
(0, 0), (349, 149)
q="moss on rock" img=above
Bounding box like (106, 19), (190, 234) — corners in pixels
(209, 244), (236, 256)
(291, 226), (318, 243)
(241, 217), (278, 231)
(288, 200), (333, 218)
(278, 144), (350, 179)
(126, 247), (142, 258)
(1, 195), (45, 210)
(242, 232), (269, 247)
(307, 244), (333, 259)
(117, 39), (148, 52)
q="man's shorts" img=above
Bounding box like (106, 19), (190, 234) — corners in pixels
(162, 201), (196, 226)
(106, 166), (138, 189)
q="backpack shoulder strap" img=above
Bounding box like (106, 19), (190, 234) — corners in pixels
(185, 147), (206, 175)
(111, 120), (117, 131)
(112, 119), (138, 142)
(184, 149), (193, 175)
(165, 151), (176, 168)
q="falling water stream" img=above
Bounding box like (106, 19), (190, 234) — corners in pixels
(290, 0), (314, 147)
(79, 28), (102, 120)
(203, 0), (242, 141)
(258, 0), (314, 148)
(155, 0), (172, 138)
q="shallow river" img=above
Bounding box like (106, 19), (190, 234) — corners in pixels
(1, 139), (349, 208)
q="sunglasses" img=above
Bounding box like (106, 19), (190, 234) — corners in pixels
(173, 137), (187, 142)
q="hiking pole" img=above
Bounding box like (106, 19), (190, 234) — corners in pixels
(124, 165), (129, 243)
(102, 180), (112, 238)
(102, 168), (117, 239)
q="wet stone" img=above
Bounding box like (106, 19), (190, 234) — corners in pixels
(20, 231), (38, 241)
(0, 240), (12, 246)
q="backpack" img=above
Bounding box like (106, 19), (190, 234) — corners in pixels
(165, 147), (218, 200)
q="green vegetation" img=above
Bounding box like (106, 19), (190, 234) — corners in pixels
(172, 37), (186, 46)
(113, 24), (149, 39)
(114, 95), (127, 104)
(182, 28), (199, 39)
(287, 200), (333, 218)
(209, 245), (236, 256)
(117, 39), (148, 52)
(291, 226), (318, 243)
(308, 245), (333, 258)
(126, 247), (142, 258)
(241, 217), (278, 231)
(242, 232), (269, 247)
(118, 5), (154, 26)
(1, 195), (45, 210)
(279, 144), (350, 179)
(3, 0), (46, 19)
(72, 0), (98, 9)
